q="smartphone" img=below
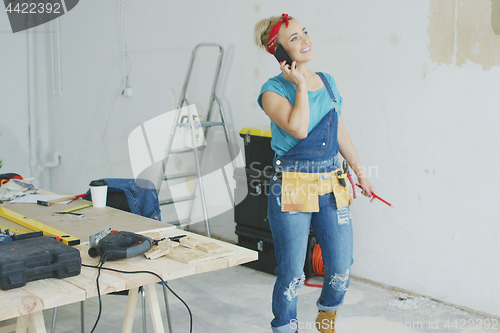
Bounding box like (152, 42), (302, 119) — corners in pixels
(274, 44), (293, 67)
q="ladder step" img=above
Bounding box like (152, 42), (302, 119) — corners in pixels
(177, 121), (223, 128)
(170, 145), (207, 154)
(159, 195), (196, 206)
(201, 121), (223, 127)
(163, 172), (197, 181)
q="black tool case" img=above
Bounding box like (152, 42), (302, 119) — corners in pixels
(234, 167), (273, 232)
(0, 236), (81, 290)
(235, 225), (277, 275)
(239, 128), (274, 170)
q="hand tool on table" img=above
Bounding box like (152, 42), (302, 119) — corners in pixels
(53, 202), (93, 218)
(0, 225), (30, 235)
(0, 206), (80, 245)
(1, 227), (41, 242)
(52, 211), (84, 218)
(11, 231), (44, 241)
(152, 234), (187, 245)
(355, 184), (393, 207)
(88, 230), (153, 261)
(1, 225), (63, 244)
(37, 193), (88, 206)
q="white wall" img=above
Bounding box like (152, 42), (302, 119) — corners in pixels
(0, 19), (30, 178)
(1, 0), (499, 317)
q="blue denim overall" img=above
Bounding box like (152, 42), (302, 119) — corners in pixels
(268, 73), (353, 333)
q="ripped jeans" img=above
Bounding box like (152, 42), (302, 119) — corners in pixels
(268, 176), (353, 333)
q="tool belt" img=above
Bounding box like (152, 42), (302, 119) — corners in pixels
(280, 168), (351, 212)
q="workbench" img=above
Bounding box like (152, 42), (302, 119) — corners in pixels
(0, 199), (257, 333)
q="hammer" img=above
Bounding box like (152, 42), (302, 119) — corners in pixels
(37, 193), (88, 207)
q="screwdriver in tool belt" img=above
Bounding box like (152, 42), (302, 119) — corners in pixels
(337, 170), (346, 187)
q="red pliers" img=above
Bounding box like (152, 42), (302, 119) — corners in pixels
(342, 160), (356, 199)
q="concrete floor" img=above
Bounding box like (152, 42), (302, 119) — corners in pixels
(3, 266), (497, 333)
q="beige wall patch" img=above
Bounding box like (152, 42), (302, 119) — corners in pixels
(428, 0), (456, 65)
(428, 0), (500, 69)
(493, 0), (500, 35)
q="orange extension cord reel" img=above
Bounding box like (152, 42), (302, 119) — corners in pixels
(304, 234), (326, 288)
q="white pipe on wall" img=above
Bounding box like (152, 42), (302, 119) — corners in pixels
(57, 18), (62, 94)
(27, 26), (61, 187)
(50, 19), (63, 95)
(27, 29), (38, 181)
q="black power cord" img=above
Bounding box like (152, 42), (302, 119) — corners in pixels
(82, 251), (193, 333)
(87, 252), (110, 333)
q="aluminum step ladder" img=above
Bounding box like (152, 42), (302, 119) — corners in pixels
(156, 43), (234, 238)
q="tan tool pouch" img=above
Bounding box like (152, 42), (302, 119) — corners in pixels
(280, 168), (351, 212)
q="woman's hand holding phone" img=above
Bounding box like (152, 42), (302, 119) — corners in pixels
(275, 44), (306, 87)
(281, 60), (306, 87)
(274, 44), (293, 66)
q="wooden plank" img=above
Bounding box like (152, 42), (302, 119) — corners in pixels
(145, 283), (164, 333)
(185, 232), (258, 267)
(162, 229), (258, 267)
(21, 279), (85, 310)
(196, 242), (227, 254)
(121, 287), (139, 333)
(223, 244), (259, 267)
(144, 244), (170, 260)
(165, 246), (235, 265)
(0, 202), (175, 245)
(0, 288), (43, 321)
(73, 244), (195, 293)
(79, 245), (162, 288)
(28, 312), (46, 333)
(140, 229), (258, 268)
(15, 315), (28, 333)
(63, 266), (128, 299)
(194, 257), (228, 274)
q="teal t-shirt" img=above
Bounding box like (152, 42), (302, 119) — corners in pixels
(257, 72), (343, 158)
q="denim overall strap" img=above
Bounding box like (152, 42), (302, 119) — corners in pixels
(274, 73), (340, 174)
(316, 72), (337, 104)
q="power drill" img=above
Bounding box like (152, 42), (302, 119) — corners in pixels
(88, 231), (152, 261)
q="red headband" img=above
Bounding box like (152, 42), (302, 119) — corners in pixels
(267, 13), (291, 55)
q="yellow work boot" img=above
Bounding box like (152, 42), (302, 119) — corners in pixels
(315, 310), (337, 333)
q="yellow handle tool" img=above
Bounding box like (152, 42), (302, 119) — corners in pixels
(0, 207), (80, 245)
(0, 225), (29, 234)
(57, 202), (93, 213)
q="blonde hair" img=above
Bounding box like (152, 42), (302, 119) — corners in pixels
(254, 16), (293, 53)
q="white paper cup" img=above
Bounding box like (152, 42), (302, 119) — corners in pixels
(89, 179), (108, 208)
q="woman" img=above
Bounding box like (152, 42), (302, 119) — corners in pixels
(255, 14), (376, 333)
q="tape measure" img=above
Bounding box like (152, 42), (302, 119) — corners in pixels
(0, 207), (80, 246)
